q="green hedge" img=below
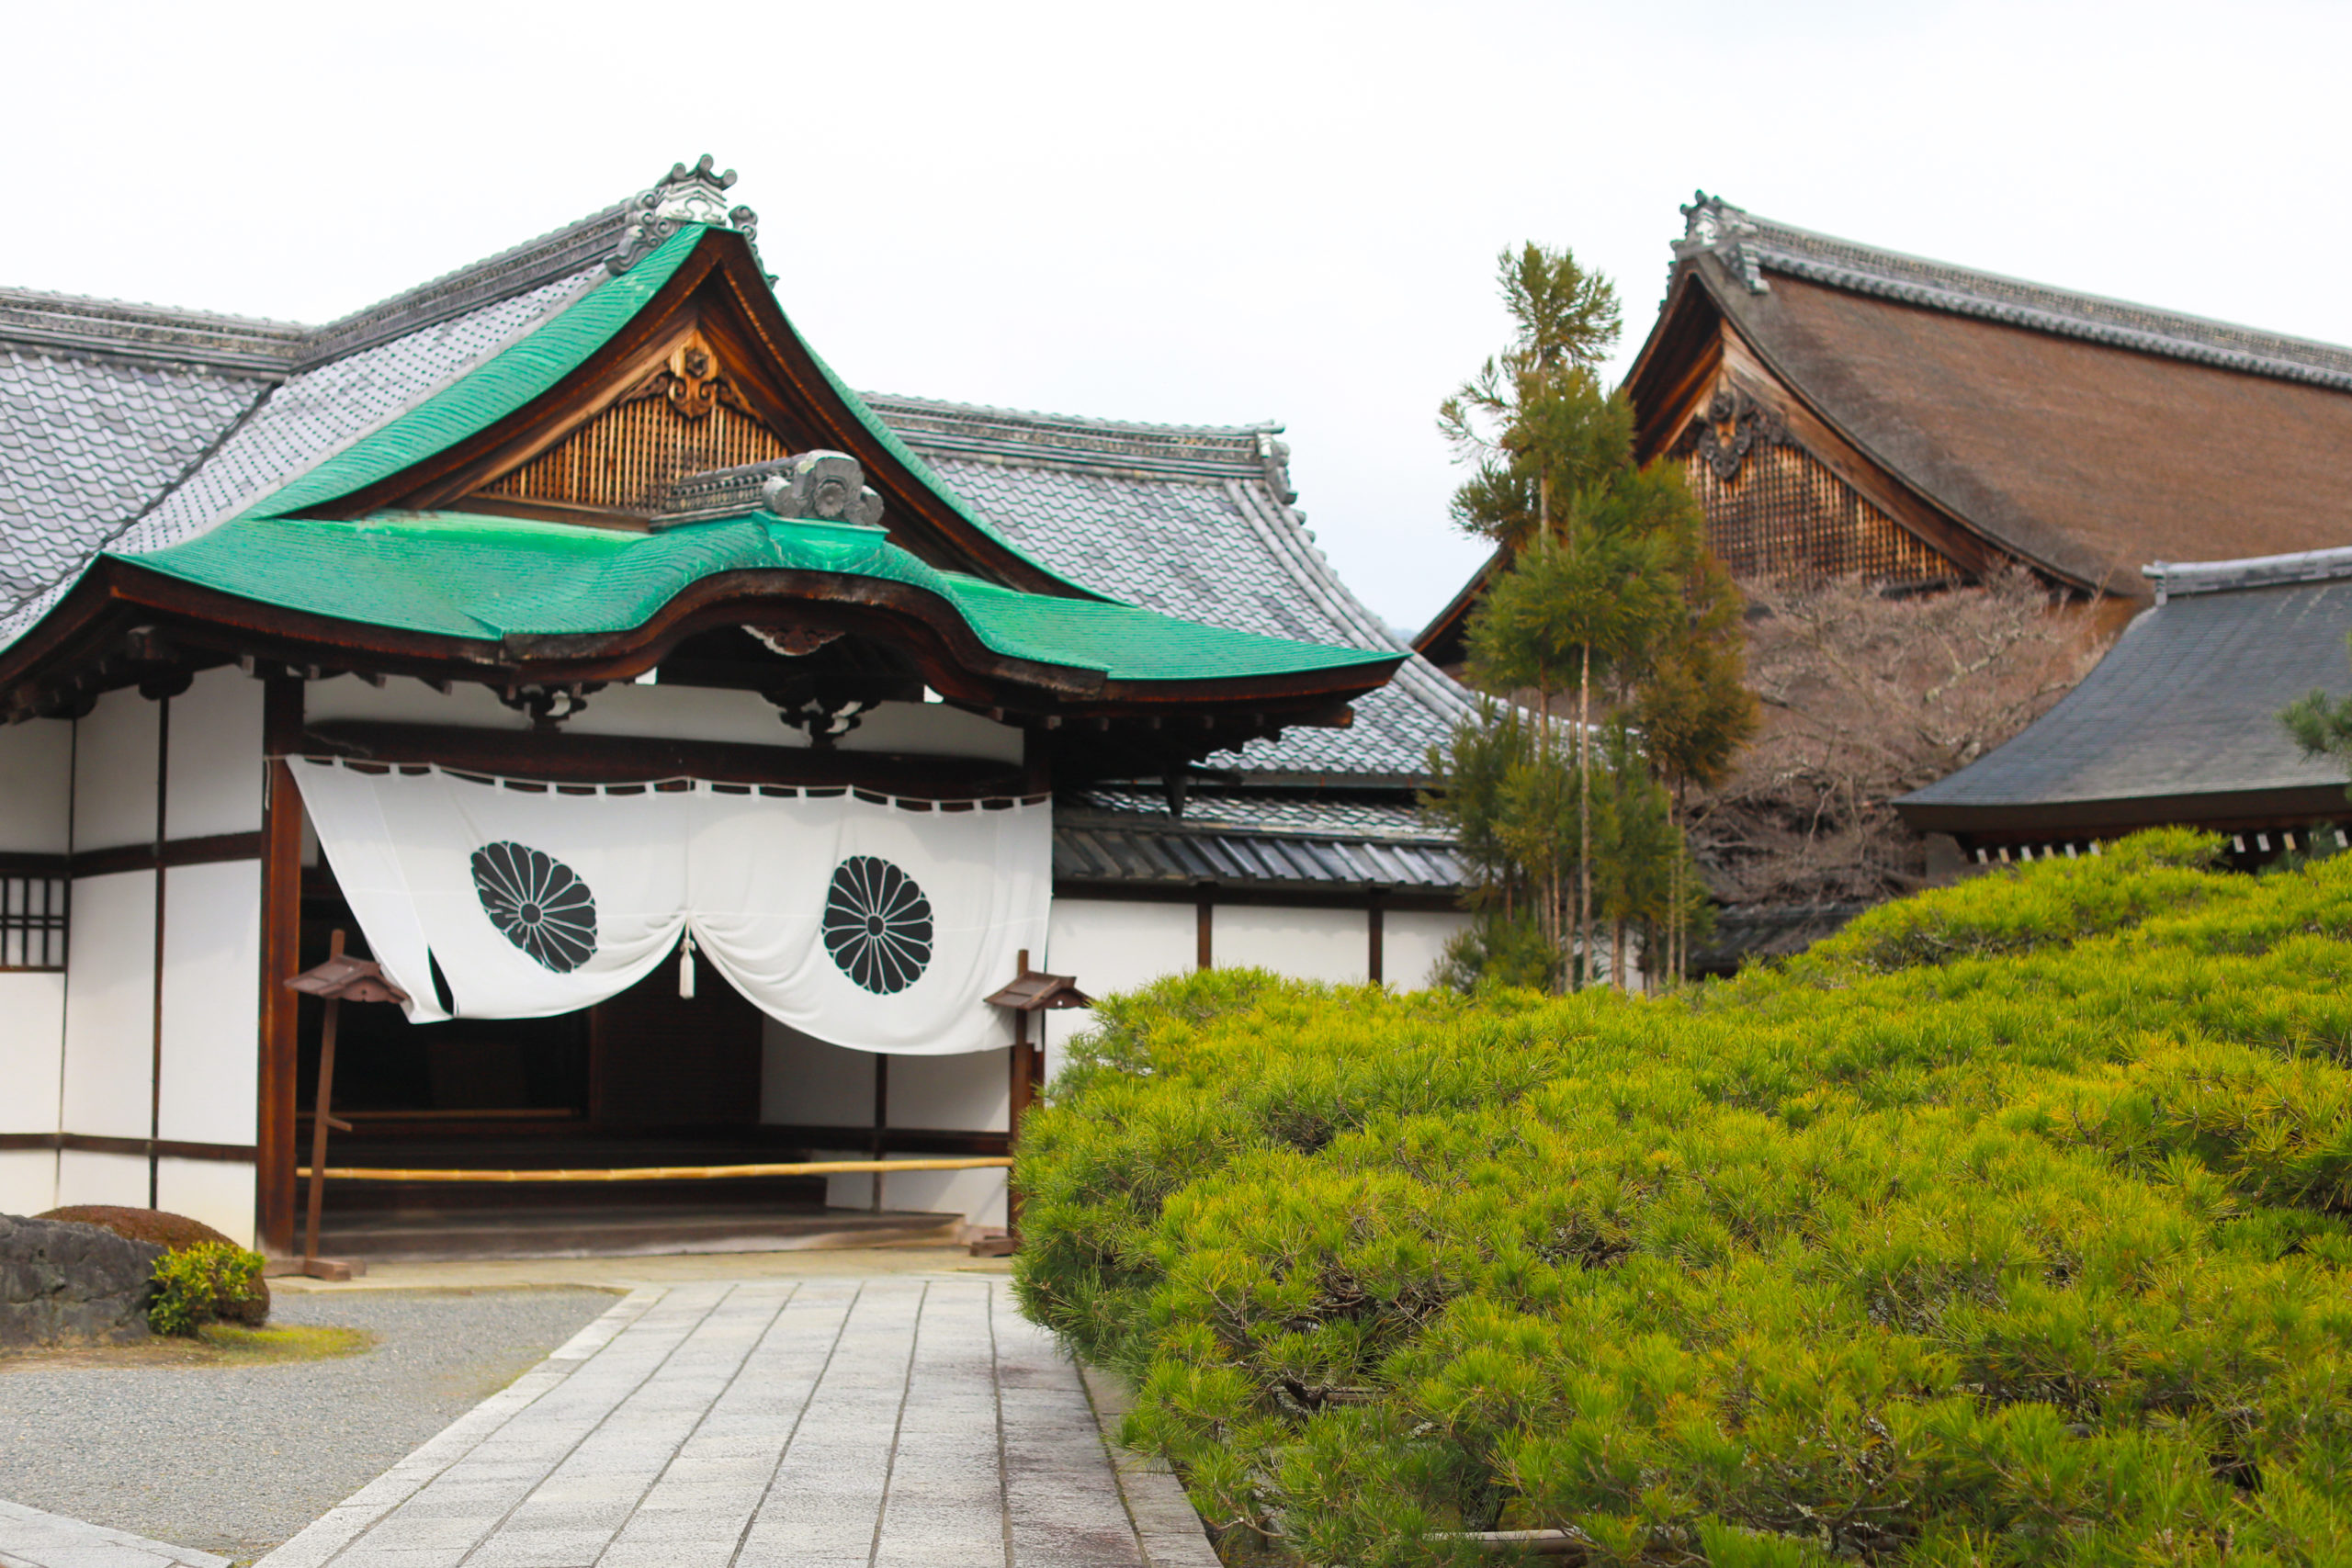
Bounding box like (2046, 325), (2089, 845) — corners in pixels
(1013, 829), (2352, 1565)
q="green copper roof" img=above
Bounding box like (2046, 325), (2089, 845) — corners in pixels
(241, 229), (703, 522)
(119, 510), (1396, 685)
(230, 222), (1093, 598)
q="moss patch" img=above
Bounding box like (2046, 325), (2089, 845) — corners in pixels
(0, 1322), (372, 1371)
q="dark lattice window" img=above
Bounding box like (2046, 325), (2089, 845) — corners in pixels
(1685, 445), (1955, 584)
(0, 874), (67, 970)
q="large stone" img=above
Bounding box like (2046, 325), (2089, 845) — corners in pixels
(0, 1213), (162, 1348)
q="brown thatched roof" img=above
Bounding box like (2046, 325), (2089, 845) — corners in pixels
(1630, 196), (2352, 602)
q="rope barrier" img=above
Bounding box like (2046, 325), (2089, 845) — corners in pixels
(295, 1156), (1012, 1183)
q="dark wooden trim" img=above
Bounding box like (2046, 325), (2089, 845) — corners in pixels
(1196, 891), (1214, 971)
(1057, 879), (1464, 914)
(291, 721), (1035, 798)
(149, 694), (168, 1209)
(1368, 900), (1385, 985)
(0, 1132), (258, 1163)
(71, 830), (265, 880)
(0, 852), (70, 877)
(1898, 784), (2352, 840)
(255, 675), (304, 1253)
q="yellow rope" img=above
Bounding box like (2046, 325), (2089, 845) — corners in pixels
(295, 1156), (1012, 1182)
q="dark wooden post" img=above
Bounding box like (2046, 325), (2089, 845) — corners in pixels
(1195, 891), (1214, 971)
(870, 1055), (889, 1213)
(255, 673), (304, 1255)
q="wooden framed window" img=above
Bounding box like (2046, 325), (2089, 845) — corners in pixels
(0, 873), (67, 971)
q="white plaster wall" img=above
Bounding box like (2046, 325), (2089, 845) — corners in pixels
(164, 669), (265, 839)
(155, 1159), (256, 1247)
(1043, 898), (1196, 1076)
(60, 872), (154, 1139)
(0, 1150), (55, 1216)
(72, 689), (159, 852)
(762, 1019), (1011, 1223)
(1383, 910), (1472, 992)
(55, 1149), (145, 1209)
(304, 678), (1023, 762)
(0, 973), (65, 1134)
(760, 1020), (873, 1125)
(0, 719), (71, 852)
(1215, 905), (1372, 986)
(158, 861), (261, 1145)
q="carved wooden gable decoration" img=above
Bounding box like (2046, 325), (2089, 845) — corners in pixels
(475, 330), (791, 517)
(311, 221), (1081, 597)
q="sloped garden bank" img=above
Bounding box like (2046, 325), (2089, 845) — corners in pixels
(1014, 830), (2352, 1566)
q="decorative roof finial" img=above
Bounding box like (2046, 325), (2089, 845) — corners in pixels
(610, 155), (765, 276)
(1674, 191), (1769, 294)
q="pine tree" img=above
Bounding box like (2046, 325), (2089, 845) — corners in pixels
(1430, 243), (1754, 990)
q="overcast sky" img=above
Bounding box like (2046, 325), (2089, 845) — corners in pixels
(5, 0), (2345, 632)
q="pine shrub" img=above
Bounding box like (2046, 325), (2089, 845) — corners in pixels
(1013, 829), (2352, 1564)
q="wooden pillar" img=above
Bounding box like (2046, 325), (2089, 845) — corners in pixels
(1367, 896), (1385, 986)
(255, 673), (304, 1256)
(1195, 890), (1214, 972)
(148, 694), (169, 1209)
(869, 1054), (888, 1213)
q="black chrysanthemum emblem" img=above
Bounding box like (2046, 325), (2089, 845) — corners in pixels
(471, 840), (597, 974)
(821, 856), (933, 994)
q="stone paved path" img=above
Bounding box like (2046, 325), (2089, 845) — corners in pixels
(0, 1499), (232, 1568)
(252, 1279), (1216, 1568)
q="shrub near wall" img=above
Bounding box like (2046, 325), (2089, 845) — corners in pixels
(1013, 830), (2352, 1567)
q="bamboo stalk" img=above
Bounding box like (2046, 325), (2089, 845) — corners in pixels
(294, 1156), (1012, 1183)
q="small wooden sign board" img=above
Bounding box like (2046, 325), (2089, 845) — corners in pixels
(270, 931), (410, 1281)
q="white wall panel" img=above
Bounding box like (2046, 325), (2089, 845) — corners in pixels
(164, 669), (264, 840)
(158, 861), (261, 1145)
(1215, 905), (1371, 986)
(72, 690), (159, 852)
(0, 973), (65, 1134)
(0, 719), (71, 853)
(155, 1159), (255, 1247)
(886, 1048), (1009, 1133)
(1384, 911), (1471, 992)
(875, 1168), (1005, 1228)
(760, 1021), (874, 1126)
(55, 1148), (146, 1209)
(60, 872), (154, 1139)
(1044, 898), (1196, 1076)
(0, 1150), (56, 1216)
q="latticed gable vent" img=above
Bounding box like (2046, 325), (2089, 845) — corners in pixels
(476, 332), (791, 515)
(1673, 387), (1955, 584)
(0, 872), (66, 971)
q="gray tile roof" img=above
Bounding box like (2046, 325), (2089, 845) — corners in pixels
(869, 394), (1476, 784)
(0, 349), (264, 601)
(1679, 192), (2352, 393)
(1898, 565), (2352, 823)
(0, 270), (597, 649)
(1056, 789), (1464, 892)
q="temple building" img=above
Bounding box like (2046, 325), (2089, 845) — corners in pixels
(1419, 192), (2352, 667)
(0, 159), (1471, 1258)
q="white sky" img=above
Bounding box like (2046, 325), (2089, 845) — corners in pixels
(5, 0), (2346, 632)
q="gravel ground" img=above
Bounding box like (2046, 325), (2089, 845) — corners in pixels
(0, 1287), (616, 1562)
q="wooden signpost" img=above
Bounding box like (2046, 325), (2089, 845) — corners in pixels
(980, 949), (1091, 1251)
(280, 931), (409, 1280)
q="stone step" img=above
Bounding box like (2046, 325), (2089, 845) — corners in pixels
(315, 1203), (963, 1260)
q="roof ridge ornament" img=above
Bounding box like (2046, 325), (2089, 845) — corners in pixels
(763, 451), (886, 528)
(610, 155), (765, 277)
(1675, 191), (1770, 295)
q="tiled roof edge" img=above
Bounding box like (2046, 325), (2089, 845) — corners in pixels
(299, 204), (633, 367)
(0, 288), (305, 376)
(2144, 545), (2352, 601)
(865, 391), (1283, 480)
(0, 204), (631, 378)
(1678, 192), (2352, 393)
